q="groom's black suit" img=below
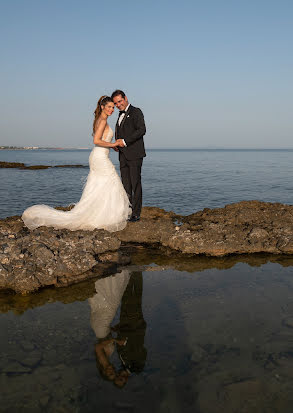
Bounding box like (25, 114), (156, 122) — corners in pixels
(115, 104), (146, 218)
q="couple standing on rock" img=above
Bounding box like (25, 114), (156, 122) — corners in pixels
(22, 90), (146, 232)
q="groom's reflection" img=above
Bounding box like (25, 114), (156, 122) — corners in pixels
(89, 269), (147, 387)
(113, 271), (147, 387)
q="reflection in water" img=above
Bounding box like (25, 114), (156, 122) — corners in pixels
(1, 248), (293, 314)
(115, 271), (147, 386)
(2, 257), (293, 411)
(89, 270), (130, 339)
(89, 270), (147, 388)
(129, 245), (293, 273)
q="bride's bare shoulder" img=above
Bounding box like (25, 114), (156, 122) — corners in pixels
(94, 118), (107, 136)
(96, 118), (107, 128)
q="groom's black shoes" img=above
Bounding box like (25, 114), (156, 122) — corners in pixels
(128, 215), (140, 222)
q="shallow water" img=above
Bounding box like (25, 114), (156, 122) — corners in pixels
(1, 251), (293, 412)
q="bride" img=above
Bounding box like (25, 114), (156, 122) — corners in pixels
(22, 96), (131, 232)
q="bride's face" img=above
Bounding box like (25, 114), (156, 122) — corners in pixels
(102, 102), (115, 117)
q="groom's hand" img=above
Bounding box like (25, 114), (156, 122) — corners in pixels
(113, 147), (119, 152)
(116, 139), (125, 147)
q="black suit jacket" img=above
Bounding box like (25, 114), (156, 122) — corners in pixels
(115, 105), (146, 160)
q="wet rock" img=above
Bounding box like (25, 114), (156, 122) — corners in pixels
(1, 364), (81, 412)
(98, 250), (131, 265)
(2, 361), (32, 374)
(273, 357), (293, 379)
(218, 379), (268, 412)
(283, 318), (293, 328)
(0, 161), (85, 170)
(191, 345), (207, 363)
(43, 349), (58, 365)
(0, 161), (26, 168)
(21, 341), (35, 352)
(113, 401), (135, 410)
(39, 395), (50, 407)
(21, 351), (42, 368)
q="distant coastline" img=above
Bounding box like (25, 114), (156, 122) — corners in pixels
(0, 146), (90, 150)
(1, 146), (293, 152)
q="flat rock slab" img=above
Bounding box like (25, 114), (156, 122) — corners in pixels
(118, 201), (293, 256)
(1, 201), (293, 293)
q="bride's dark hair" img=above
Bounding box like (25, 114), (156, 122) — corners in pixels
(92, 96), (113, 136)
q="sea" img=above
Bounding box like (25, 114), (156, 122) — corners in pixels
(1, 148), (293, 412)
(1, 148), (293, 218)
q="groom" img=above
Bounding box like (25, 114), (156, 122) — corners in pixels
(111, 90), (146, 222)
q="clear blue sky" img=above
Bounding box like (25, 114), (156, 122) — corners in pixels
(0, 0), (292, 148)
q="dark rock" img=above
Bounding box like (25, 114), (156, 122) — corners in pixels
(0, 161), (26, 168)
(53, 164), (85, 168)
(21, 351), (42, 368)
(20, 341), (35, 352)
(98, 250), (131, 265)
(118, 201), (293, 256)
(2, 361), (32, 374)
(0, 217), (121, 293)
(282, 318), (293, 328)
(1, 201), (293, 294)
(0, 161), (86, 170)
(25, 165), (50, 169)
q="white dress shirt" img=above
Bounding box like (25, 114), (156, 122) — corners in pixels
(118, 104), (130, 126)
(118, 104), (130, 147)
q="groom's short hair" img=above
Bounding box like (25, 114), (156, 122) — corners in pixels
(111, 90), (126, 99)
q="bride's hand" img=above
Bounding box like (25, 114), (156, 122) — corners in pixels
(115, 139), (125, 147)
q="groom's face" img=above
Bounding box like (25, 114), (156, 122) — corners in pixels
(113, 95), (128, 111)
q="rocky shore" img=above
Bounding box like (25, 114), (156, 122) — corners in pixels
(1, 200), (293, 293)
(0, 161), (85, 170)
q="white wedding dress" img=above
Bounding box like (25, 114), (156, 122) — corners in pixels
(89, 269), (131, 338)
(22, 127), (131, 232)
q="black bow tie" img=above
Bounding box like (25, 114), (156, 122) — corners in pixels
(119, 110), (126, 116)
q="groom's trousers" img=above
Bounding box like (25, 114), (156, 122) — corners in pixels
(119, 152), (143, 218)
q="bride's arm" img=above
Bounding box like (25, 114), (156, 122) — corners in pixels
(93, 119), (119, 148)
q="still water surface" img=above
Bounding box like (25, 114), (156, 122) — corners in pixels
(1, 250), (293, 412)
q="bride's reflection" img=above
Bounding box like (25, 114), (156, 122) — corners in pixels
(88, 269), (147, 387)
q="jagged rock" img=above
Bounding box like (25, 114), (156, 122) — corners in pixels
(0, 217), (121, 293)
(1, 201), (293, 293)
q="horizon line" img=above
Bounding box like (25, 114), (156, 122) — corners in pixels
(2, 146), (293, 151)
